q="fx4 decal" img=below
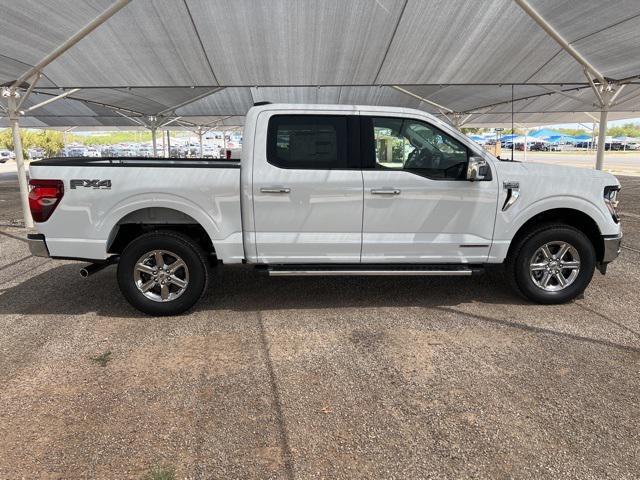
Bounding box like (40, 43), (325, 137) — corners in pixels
(70, 179), (112, 190)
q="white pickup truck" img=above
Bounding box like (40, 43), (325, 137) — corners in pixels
(27, 103), (622, 315)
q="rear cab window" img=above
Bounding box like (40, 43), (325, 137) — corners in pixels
(267, 115), (361, 169)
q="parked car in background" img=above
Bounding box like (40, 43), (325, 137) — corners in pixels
(28, 148), (46, 160)
(117, 146), (136, 157)
(136, 145), (153, 157)
(86, 147), (101, 158)
(202, 145), (218, 158)
(548, 143), (574, 152)
(65, 147), (88, 157)
(529, 142), (548, 151)
(0, 149), (14, 163)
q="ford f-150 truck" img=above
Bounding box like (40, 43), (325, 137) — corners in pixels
(27, 103), (622, 315)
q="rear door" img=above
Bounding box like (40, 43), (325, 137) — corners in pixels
(251, 112), (363, 263)
(360, 114), (498, 263)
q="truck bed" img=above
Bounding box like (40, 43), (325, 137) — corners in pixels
(29, 156), (244, 262)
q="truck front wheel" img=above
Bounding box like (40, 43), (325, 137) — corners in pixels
(507, 224), (596, 304)
(117, 231), (209, 315)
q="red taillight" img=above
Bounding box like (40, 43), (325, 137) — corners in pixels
(28, 179), (64, 222)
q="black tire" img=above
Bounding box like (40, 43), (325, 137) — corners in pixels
(506, 224), (596, 304)
(117, 230), (209, 315)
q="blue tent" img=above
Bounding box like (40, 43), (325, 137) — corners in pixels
(546, 134), (579, 144)
(500, 134), (518, 141)
(529, 128), (563, 139)
(467, 134), (487, 145)
(573, 134), (592, 141)
(512, 135), (548, 144)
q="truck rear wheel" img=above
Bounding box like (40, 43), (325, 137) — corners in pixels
(507, 224), (596, 304)
(117, 231), (209, 315)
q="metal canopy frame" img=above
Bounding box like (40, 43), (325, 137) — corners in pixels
(514, 0), (632, 171)
(1, 0), (131, 227)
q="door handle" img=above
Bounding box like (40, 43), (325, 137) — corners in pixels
(371, 188), (401, 195)
(260, 187), (291, 194)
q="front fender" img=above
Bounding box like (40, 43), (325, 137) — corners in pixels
(502, 195), (611, 240)
(488, 194), (613, 263)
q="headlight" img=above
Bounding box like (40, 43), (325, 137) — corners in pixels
(604, 185), (620, 223)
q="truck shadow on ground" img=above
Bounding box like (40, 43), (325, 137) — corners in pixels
(0, 263), (526, 317)
(2, 262), (638, 357)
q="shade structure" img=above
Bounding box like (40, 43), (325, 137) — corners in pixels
(0, 0), (639, 128)
(529, 129), (563, 138)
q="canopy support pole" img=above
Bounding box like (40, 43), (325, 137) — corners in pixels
(514, 0), (606, 84)
(114, 110), (147, 127)
(16, 73), (41, 111)
(610, 87), (640, 108)
(196, 127), (204, 157)
(161, 127), (166, 157)
(2, 74), (53, 229)
(144, 116), (162, 156)
(21, 88), (81, 113)
(4, 93), (33, 228)
(151, 127), (158, 156)
(391, 86), (458, 124)
(159, 116), (182, 128)
(595, 107), (608, 171)
(584, 70), (620, 170)
(63, 127), (75, 151)
(538, 85), (597, 107)
(156, 87), (225, 116)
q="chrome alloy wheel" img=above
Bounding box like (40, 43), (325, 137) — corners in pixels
(134, 250), (189, 302)
(529, 241), (581, 292)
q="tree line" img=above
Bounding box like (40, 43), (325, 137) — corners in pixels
(0, 129), (64, 157)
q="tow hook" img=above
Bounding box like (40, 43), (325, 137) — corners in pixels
(80, 256), (119, 277)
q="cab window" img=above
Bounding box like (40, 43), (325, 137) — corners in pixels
(367, 117), (469, 180)
(267, 115), (348, 169)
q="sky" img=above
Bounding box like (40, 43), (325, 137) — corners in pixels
(553, 118), (640, 130)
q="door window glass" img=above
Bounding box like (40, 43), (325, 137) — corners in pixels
(371, 117), (468, 179)
(267, 115), (347, 169)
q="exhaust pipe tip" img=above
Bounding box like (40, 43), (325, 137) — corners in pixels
(79, 256), (119, 278)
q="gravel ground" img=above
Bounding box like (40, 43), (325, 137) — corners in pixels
(0, 175), (638, 479)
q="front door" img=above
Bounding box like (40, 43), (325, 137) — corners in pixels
(252, 113), (363, 263)
(360, 114), (498, 263)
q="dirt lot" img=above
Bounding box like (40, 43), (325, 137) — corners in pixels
(0, 173), (638, 479)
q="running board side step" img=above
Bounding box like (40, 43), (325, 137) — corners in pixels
(265, 265), (484, 277)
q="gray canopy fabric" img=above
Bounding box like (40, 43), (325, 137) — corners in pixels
(1, 0), (640, 128)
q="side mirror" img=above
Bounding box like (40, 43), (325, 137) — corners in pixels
(467, 156), (488, 181)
